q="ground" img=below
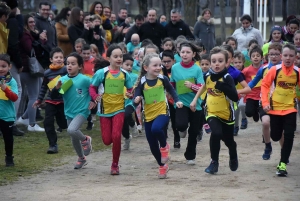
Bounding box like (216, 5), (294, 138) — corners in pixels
(1, 119), (300, 201)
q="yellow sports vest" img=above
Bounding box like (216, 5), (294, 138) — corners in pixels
(102, 71), (125, 114)
(206, 75), (234, 122)
(270, 66), (298, 111)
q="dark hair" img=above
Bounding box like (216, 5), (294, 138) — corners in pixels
(68, 7), (82, 26)
(106, 44), (122, 58)
(0, 2), (11, 17)
(50, 47), (64, 58)
(148, 8), (157, 13)
(89, 1), (103, 15)
(55, 7), (70, 22)
(119, 8), (127, 13)
(123, 53), (134, 62)
(134, 14), (144, 22)
(94, 57), (110, 72)
(210, 46), (229, 63)
(268, 42), (283, 53)
(249, 45), (263, 58)
(144, 44), (160, 54)
(282, 43), (297, 54)
(67, 52), (83, 67)
(162, 37), (175, 51)
(0, 54), (11, 65)
(248, 39), (258, 48)
(82, 44), (91, 51)
(161, 50), (175, 60)
(180, 41), (202, 61)
(200, 54), (210, 61)
(233, 51), (245, 62)
(201, 8), (211, 16)
(28, 12), (36, 17)
(194, 39), (206, 51)
(268, 26), (286, 42)
(141, 39), (153, 48)
(225, 36), (238, 46)
(288, 19), (300, 26)
(222, 44), (234, 57)
(103, 6), (111, 11)
(240, 14), (252, 23)
(39, 1), (51, 9)
(23, 14), (34, 31)
(143, 11), (148, 18)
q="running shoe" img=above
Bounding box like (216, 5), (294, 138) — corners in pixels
(173, 141), (181, 149)
(111, 163), (120, 175)
(123, 135), (132, 150)
(203, 124), (211, 134)
(81, 136), (92, 156)
(74, 157), (87, 169)
(160, 143), (170, 164)
(262, 147), (272, 160)
(233, 126), (239, 136)
(186, 160), (196, 165)
(229, 158), (239, 171)
(276, 162), (288, 177)
(240, 118), (248, 129)
(158, 164), (169, 179)
(205, 160), (219, 174)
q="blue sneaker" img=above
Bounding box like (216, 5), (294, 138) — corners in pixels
(240, 118), (248, 129)
(233, 126), (239, 136)
(262, 148), (272, 160)
(205, 160), (219, 174)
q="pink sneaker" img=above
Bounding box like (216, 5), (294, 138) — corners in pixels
(81, 136), (92, 156)
(160, 143), (170, 164)
(158, 164), (169, 179)
(111, 163), (120, 175)
(203, 124), (211, 134)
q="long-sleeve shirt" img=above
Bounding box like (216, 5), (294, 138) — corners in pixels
(0, 76), (18, 122)
(242, 65), (262, 101)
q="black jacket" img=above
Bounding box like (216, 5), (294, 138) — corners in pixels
(165, 20), (194, 40)
(125, 25), (139, 44)
(138, 22), (167, 50)
(68, 23), (93, 47)
(6, 14), (23, 69)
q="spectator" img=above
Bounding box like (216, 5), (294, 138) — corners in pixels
(125, 14), (144, 44)
(285, 19), (300, 43)
(89, 1), (112, 31)
(90, 14), (105, 54)
(34, 1), (58, 68)
(117, 8), (128, 27)
(68, 7), (93, 48)
(138, 9), (166, 50)
(193, 8), (216, 53)
(165, 9), (194, 40)
(113, 8), (130, 43)
(159, 14), (167, 26)
(103, 6), (116, 44)
(232, 14), (263, 51)
(0, 2), (10, 54)
(55, 7), (72, 57)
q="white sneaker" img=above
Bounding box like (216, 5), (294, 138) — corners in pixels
(16, 117), (29, 126)
(123, 135), (132, 150)
(186, 160), (196, 165)
(28, 124), (45, 132)
(136, 125), (143, 136)
(92, 114), (96, 121)
(130, 123), (138, 137)
(179, 130), (187, 138)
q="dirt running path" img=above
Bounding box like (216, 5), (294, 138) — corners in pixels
(1, 119), (300, 201)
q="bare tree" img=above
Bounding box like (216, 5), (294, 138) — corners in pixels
(220, 0), (226, 42)
(163, 0), (173, 21)
(282, 0), (287, 20)
(230, 0), (237, 33)
(182, 0), (197, 26)
(137, 0), (148, 15)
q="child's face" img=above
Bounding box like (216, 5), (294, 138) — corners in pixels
(162, 41), (173, 51)
(0, 60), (11, 77)
(161, 56), (175, 70)
(200, 59), (210, 72)
(227, 40), (237, 50)
(67, 56), (81, 76)
(211, 53), (227, 73)
(91, 49), (97, 58)
(295, 52), (300, 66)
(122, 60), (133, 72)
(268, 49), (281, 65)
(294, 34), (300, 47)
(289, 23), (299, 34)
(133, 49), (139, 59)
(109, 49), (123, 67)
(233, 57), (244, 70)
(249, 43), (258, 52)
(138, 51), (144, 65)
(180, 46), (195, 64)
(50, 52), (64, 66)
(281, 47), (296, 67)
(145, 48), (157, 55)
(82, 49), (91, 61)
(75, 43), (83, 54)
(131, 37), (140, 46)
(250, 52), (262, 66)
(144, 57), (162, 77)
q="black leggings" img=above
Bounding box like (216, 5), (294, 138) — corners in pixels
(207, 117), (237, 161)
(245, 98), (259, 117)
(176, 106), (202, 160)
(168, 102), (180, 142)
(270, 112), (296, 164)
(122, 105), (136, 139)
(0, 119), (14, 157)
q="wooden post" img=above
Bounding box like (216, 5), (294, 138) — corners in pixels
(236, 0), (240, 29)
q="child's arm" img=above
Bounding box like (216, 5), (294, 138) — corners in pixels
(133, 81), (143, 105)
(33, 77), (49, 107)
(0, 81), (18, 102)
(89, 70), (104, 102)
(248, 67), (264, 89)
(261, 67), (276, 112)
(190, 84), (206, 112)
(50, 80), (62, 99)
(216, 75), (239, 102)
(163, 77), (183, 108)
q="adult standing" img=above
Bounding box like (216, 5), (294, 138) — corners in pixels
(165, 9), (194, 40)
(89, 1), (112, 30)
(18, 14), (45, 132)
(34, 1), (57, 68)
(114, 8), (130, 43)
(262, 25), (287, 56)
(55, 7), (72, 57)
(138, 9), (167, 50)
(0, 2), (10, 54)
(5, 0), (24, 136)
(193, 8), (216, 53)
(125, 14), (144, 44)
(232, 14), (263, 52)
(68, 7), (93, 48)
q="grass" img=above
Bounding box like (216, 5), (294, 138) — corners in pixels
(0, 115), (106, 186)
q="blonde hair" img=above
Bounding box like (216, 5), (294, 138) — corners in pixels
(75, 38), (86, 45)
(90, 44), (101, 58)
(136, 53), (160, 87)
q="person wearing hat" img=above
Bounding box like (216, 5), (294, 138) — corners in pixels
(232, 14), (263, 51)
(4, 0), (25, 136)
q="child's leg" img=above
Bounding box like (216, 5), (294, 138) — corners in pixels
(122, 105), (135, 139)
(221, 123), (237, 160)
(207, 117), (223, 161)
(169, 103), (179, 143)
(67, 115), (87, 158)
(261, 113), (271, 144)
(100, 117), (113, 145)
(55, 103), (68, 130)
(111, 112), (125, 164)
(175, 106), (190, 132)
(0, 119), (14, 157)
(245, 99), (259, 121)
(44, 103), (57, 147)
(234, 107), (240, 128)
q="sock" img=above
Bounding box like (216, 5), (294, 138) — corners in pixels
(265, 142), (272, 149)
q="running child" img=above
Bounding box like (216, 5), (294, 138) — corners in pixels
(190, 46), (239, 174)
(51, 52), (94, 169)
(261, 43), (299, 176)
(133, 53), (183, 179)
(126, 34), (141, 54)
(174, 37), (188, 63)
(89, 44), (133, 175)
(241, 39), (259, 67)
(33, 48), (68, 154)
(0, 54), (18, 167)
(74, 38), (87, 55)
(293, 30), (300, 50)
(225, 36), (238, 51)
(161, 37), (175, 52)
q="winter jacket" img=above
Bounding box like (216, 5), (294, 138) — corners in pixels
(193, 16), (216, 52)
(125, 25), (139, 44)
(68, 22), (93, 47)
(232, 25), (263, 51)
(55, 20), (73, 57)
(0, 22), (8, 54)
(165, 19), (194, 40)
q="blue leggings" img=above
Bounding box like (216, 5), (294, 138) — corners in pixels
(144, 115), (169, 166)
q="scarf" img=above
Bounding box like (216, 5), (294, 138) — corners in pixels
(49, 64), (64, 70)
(0, 71), (12, 82)
(209, 67), (228, 82)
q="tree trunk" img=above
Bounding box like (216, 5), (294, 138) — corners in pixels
(287, 1), (300, 17)
(137, 0), (148, 15)
(220, 0), (226, 42)
(163, 0), (173, 21)
(230, 0), (237, 33)
(182, 0), (197, 26)
(282, 0), (287, 20)
(109, 0), (113, 9)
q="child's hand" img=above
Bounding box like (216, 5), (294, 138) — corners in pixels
(56, 80), (62, 89)
(32, 100), (41, 108)
(184, 81), (192, 89)
(134, 96), (142, 103)
(176, 101), (183, 108)
(125, 92), (133, 98)
(89, 101), (96, 109)
(0, 79), (6, 91)
(190, 100), (197, 112)
(95, 94), (102, 102)
(263, 105), (270, 113)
